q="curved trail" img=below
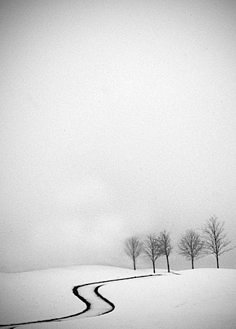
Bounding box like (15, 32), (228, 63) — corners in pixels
(94, 285), (115, 315)
(0, 273), (161, 328)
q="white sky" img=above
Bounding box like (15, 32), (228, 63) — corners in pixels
(0, 0), (236, 272)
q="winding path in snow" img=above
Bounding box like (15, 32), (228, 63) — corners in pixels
(0, 273), (162, 328)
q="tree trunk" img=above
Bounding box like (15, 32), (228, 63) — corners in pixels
(133, 257), (136, 270)
(191, 257), (194, 269)
(216, 254), (219, 269)
(166, 255), (170, 273)
(152, 260), (156, 273)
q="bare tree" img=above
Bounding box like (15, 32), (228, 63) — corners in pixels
(125, 236), (142, 270)
(178, 229), (204, 269)
(202, 216), (232, 268)
(157, 230), (172, 272)
(143, 234), (161, 273)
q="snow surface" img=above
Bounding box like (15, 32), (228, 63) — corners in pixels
(0, 266), (235, 329)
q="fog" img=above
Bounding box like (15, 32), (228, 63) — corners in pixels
(0, 0), (236, 272)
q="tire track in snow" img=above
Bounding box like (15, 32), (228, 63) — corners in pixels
(0, 282), (91, 328)
(0, 273), (162, 328)
(94, 285), (115, 315)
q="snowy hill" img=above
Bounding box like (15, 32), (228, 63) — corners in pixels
(0, 266), (235, 329)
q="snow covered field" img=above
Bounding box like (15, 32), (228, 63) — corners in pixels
(0, 266), (235, 329)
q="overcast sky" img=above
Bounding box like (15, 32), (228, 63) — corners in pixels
(0, 0), (236, 272)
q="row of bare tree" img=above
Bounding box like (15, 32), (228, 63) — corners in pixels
(125, 216), (233, 273)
